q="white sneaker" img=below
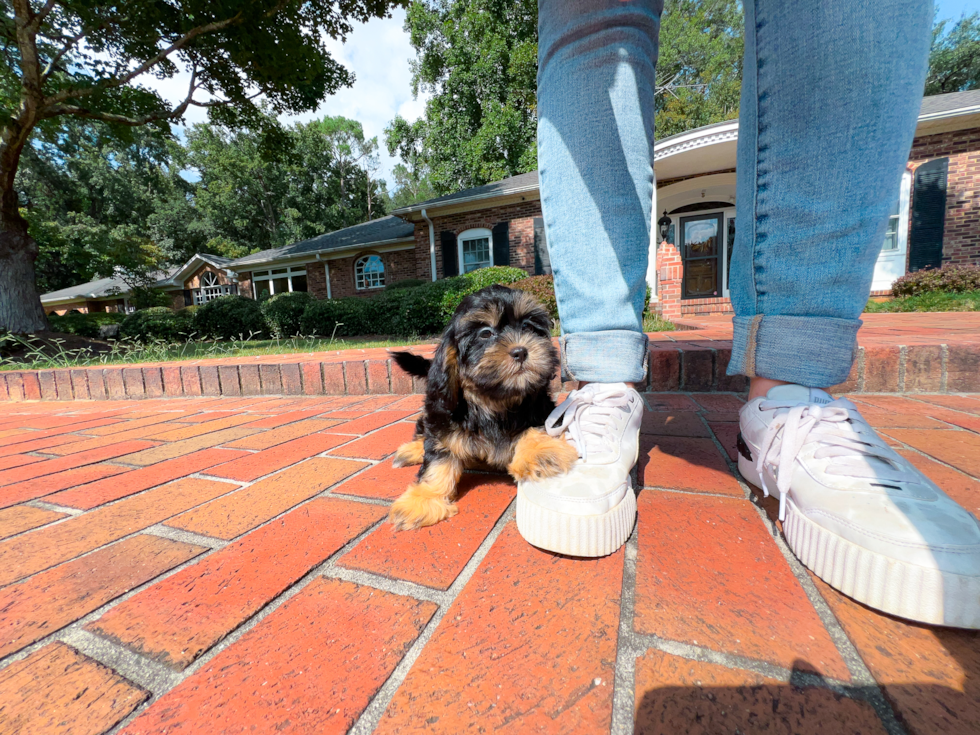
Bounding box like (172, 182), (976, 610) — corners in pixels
(516, 382), (642, 557)
(738, 384), (980, 628)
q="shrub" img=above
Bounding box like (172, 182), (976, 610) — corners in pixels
(261, 292), (313, 338)
(385, 278), (426, 291)
(892, 265), (980, 297)
(510, 275), (559, 320)
(120, 307), (192, 342)
(300, 266), (529, 338)
(47, 312), (125, 339)
(192, 296), (268, 340)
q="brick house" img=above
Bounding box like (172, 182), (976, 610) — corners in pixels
(225, 90), (977, 323)
(41, 254), (237, 315)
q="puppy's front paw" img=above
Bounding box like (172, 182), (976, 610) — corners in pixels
(508, 429), (579, 482)
(389, 484), (459, 530)
(392, 438), (424, 468)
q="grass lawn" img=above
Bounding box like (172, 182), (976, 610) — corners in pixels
(865, 290), (980, 313)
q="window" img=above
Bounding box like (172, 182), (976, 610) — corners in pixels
(192, 271), (237, 305)
(882, 199), (901, 251)
(252, 266), (308, 298)
(457, 228), (493, 274)
(355, 255), (385, 290)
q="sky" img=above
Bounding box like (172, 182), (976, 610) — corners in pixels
(149, 1), (975, 189)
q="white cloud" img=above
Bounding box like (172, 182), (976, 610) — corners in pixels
(144, 9), (428, 185)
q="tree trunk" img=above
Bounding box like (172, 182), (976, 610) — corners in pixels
(0, 227), (48, 334)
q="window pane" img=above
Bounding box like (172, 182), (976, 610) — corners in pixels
(882, 215), (900, 251)
(462, 237), (491, 273)
(271, 268), (288, 275)
(684, 220), (718, 258)
(272, 277), (290, 294)
(253, 271), (268, 278)
(290, 274), (308, 292)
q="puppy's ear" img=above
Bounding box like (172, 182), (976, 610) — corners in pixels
(427, 322), (460, 413)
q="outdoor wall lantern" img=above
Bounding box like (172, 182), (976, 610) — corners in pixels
(658, 210), (672, 243)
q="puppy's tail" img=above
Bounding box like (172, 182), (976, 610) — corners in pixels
(391, 351), (431, 379)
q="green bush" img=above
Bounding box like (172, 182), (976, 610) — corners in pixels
(892, 265), (980, 297)
(120, 307), (192, 342)
(510, 275), (559, 320)
(261, 292), (313, 338)
(385, 278), (426, 291)
(47, 312), (125, 339)
(299, 266), (530, 338)
(192, 295), (268, 340)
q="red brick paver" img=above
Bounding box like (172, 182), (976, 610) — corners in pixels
(0, 391), (976, 734)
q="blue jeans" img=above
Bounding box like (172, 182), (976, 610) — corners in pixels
(538, 0), (933, 387)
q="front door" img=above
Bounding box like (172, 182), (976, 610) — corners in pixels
(680, 213), (723, 299)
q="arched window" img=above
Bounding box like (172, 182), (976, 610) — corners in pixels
(355, 254), (385, 290)
(457, 228), (493, 273)
(193, 270), (237, 304)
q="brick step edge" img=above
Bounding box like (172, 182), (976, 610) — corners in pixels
(0, 343), (977, 402)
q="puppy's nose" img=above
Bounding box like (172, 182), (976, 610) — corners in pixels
(509, 346), (528, 363)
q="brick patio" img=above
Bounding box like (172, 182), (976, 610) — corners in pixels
(0, 391), (978, 734)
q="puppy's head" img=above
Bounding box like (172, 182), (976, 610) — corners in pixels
(438, 284), (557, 405)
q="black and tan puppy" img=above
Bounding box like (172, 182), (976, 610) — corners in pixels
(388, 284), (578, 530)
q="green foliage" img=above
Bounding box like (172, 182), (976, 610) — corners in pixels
(120, 307), (193, 343)
(509, 275), (559, 321)
(386, 0), (539, 196)
(655, 0), (744, 138)
(261, 292), (314, 338)
(865, 290), (980, 313)
(192, 296), (268, 341)
(892, 265), (980, 296)
(300, 266), (528, 337)
(47, 312), (125, 339)
(926, 13), (980, 94)
(386, 278), (427, 291)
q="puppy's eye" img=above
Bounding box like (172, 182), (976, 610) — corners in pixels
(477, 327), (494, 340)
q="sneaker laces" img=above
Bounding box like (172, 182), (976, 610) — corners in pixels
(545, 384), (633, 463)
(755, 397), (899, 522)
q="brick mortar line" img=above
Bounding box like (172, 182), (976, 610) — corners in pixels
(28, 499), (84, 515)
(143, 524), (228, 549)
(57, 628), (182, 695)
(610, 518), (640, 735)
(346, 503), (519, 735)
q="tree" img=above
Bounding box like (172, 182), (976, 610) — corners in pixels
(0, 0), (402, 333)
(385, 0), (538, 196)
(654, 0), (743, 139)
(926, 12), (980, 95)
(387, 162), (437, 209)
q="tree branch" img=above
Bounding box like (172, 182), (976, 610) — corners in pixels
(45, 13), (243, 106)
(189, 89), (263, 108)
(27, 0), (58, 33)
(41, 20), (109, 81)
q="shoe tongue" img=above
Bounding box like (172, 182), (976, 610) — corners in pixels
(765, 384), (834, 405)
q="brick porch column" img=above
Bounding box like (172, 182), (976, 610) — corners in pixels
(655, 239), (682, 321)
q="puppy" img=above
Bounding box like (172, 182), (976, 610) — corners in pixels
(388, 284), (578, 530)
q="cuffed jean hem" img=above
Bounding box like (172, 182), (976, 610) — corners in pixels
(560, 330), (649, 383)
(727, 315), (861, 388)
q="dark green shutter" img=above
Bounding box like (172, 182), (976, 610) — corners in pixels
(533, 217), (551, 275)
(491, 222), (510, 267)
(440, 230), (458, 277)
(908, 157), (948, 272)
(182, 289), (193, 306)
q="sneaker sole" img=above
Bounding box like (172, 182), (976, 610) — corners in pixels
(516, 484), (637, 558)
(739, 452), (980, 628)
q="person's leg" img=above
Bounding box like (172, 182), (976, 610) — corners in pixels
(728, 0), (933, 388)
(538, 0), (662, 384)
(732, 0), (979, 629)
(516, 0), (661, 557)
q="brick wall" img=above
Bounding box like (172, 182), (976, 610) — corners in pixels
(655, 239), (684, 320)
(909, 128), (980, 266)
(414, 200), (543, 280)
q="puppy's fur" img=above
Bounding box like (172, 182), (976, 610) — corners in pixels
(388, 285), (577, 530)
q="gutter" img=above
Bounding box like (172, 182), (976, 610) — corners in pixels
(421, 208), (437, 282)
(392, 183), (540, 217)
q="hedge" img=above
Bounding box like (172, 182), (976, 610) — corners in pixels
(261, 292), (313, 338)
(510, 275), (558, 321)
(191, 295), (268, 340)
(120, 307), (193, 342)
(892, 265), (980, 297)
(301, 266), (528, 338)
(47, 312), (125, 339)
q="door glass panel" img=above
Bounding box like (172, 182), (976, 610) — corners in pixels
(684, 220), (718, 257)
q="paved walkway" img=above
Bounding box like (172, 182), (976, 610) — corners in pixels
(0, 392), (978, 734)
